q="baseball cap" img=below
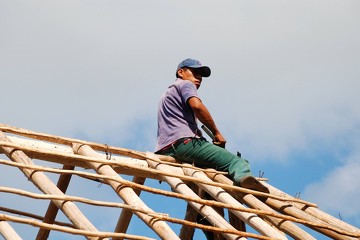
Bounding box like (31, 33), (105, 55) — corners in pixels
(176, 58), (211, 77)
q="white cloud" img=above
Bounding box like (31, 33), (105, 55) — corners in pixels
(1, 1), (359, 148)
(303, 150), (360, 219)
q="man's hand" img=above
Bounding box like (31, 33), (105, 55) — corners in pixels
(187, 97), (226, 148)
(213, 133), (226, 148)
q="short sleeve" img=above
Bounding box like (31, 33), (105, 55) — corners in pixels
(179, 80), (199, 103)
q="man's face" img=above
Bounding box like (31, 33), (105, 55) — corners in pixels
(178, 67), (203, 89)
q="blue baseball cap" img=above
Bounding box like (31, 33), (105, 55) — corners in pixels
(176, 58), (211, 77)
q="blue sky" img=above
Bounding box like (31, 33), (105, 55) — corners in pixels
(1, 0), (359, 239)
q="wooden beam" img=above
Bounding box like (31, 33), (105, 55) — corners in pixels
(229, 211), (246, 234)
(146, 152), (246, 240)
(206, 172), (316, 240)
(266, 195), (358, 240)
(0, 131), (105, 240)
(0, 206), (74, 228)
(2, 137), (184, 181)
(0, 214), (153, 240)
(1, 139), (318, 207)
(262, 182), (360, 234)
(181, 163), (287, 240)
(73, 143), (180, 240)
(0, 221), (22, 240)
(36, 165), (75, 240)
(0, 124), (176, 163)
(113, 176), (146, 240)
(179, 183), (198, 240)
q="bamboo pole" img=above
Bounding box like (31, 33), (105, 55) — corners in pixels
(0, 206), (74, 228)
(0, 214), (153, 240)
(4, 165), (358, 239)
(181, 164), (287, 240)
(179, 204), (198, 240)
(1, 158), (272, 213)
(1, 155), (333, 236)
(113, 176), (146, 240)
(1, 138), (316, 206)
(0, 221), (22, 240)
(2, 124), (358, 239)
(200, 189), (226, 240)
(0, 131), (104, 240)
(266, 197), (358, 240)
(0, 140), (318, 207)
(206, 172), (316, 240)
(2, 156), (350, 236)
(0, 139), (160, 179)
(228, 212), (246, 234)
(0, 187), (166, 218)
(0, 124), (153, 160)
(262, 182), (360, 235)
(262, 183), (359, 240)
(0, 140), (222, 181)
(0, 158), (213, 207)
(36, 164), (75, 240)
(0, 124), (178, 164)
(0, 187), (277, 240)
(179, 183), (198, 240)
(0, 203), (302, 240)
(73, 143), (180, 240)
(145, 152), (246, 240)
(149, 212), (277, 240)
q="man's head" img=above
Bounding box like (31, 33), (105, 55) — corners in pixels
(176, 58), (211, 89)
(176, 58), (211, 78)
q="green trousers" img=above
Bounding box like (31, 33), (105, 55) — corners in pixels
(159, 137), (252, 240)
(162, 138), (252, 185)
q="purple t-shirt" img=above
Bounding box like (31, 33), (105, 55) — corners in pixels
(155, 78), (202, 151)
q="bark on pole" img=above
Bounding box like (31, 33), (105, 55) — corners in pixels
(73, 143), (180, 240)
(0, 131), (103, 240)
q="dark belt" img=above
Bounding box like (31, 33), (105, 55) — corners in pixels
(157, 137), (193, 154)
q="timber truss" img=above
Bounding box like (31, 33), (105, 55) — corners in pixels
(0, 124), (359, 240)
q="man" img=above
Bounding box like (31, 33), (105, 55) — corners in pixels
(155, 58), (268, 192)
(155, 58), (268, 239)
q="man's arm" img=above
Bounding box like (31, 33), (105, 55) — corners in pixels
(187, 97), (226, 147)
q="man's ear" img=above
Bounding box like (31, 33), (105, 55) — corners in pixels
(177, 68), (184, 79)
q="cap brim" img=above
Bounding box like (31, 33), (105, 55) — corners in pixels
(188, 65), (211, 77)
(200, 66), (211, 77)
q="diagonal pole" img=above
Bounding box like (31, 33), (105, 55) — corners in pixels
(179, 183), (199, 240)
(113, 176), (146, 240)
(36, 165), (75, 240)
(73, 143), (179, 240)
(0, 131), (104, 240)
(0, 221), (22, 240)
(146, 152), (246, 240)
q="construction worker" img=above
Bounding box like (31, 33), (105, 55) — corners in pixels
(155, 58), (268, 239)
(155, 58), (267, 192)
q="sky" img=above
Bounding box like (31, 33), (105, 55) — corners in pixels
(0, 0), (360, 239)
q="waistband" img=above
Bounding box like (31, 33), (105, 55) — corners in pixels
(156, 137), (206, 154)
(156, 137), (191, 154)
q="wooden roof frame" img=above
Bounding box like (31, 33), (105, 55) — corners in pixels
(0, 124), (359, 239)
